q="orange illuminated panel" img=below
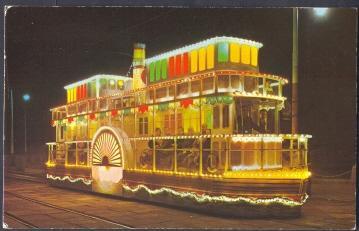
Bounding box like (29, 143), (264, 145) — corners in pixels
(175, 54), (182, 76)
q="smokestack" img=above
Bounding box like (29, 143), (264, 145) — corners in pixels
(132, 43), (146, 90)
(133, 43), (146, 67)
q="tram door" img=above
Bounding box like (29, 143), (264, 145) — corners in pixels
(91, 126), (126, 195)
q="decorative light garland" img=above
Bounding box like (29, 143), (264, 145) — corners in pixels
(46, 174), (92, 185)
(126, 168), (222, 178)
(122, 184), (308, 207)
(128, 134), (311, 141)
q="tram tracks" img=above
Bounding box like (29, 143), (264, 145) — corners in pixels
(5, 191), (134, 229)
(4, 211), (39, 228)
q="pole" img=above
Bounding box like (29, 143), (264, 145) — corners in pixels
(291, 7), (299, 134)
(10, 89), (14, 154)
(24, 110), (27, 153)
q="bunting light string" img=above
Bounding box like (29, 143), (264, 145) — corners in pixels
(122, 184), (308, 206)
(46, 174), (92, 185)
(128, 134), (311, 142)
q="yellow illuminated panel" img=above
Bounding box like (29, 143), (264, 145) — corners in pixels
(67, 89), (70, 103)
(230, 43), (240, 63)
(206, 44), (214, 69)
(134, 48), (145, 59)
(73, 87), (77, 102)
(224, 169), (311, 180)
(241, 44), (251, 64)
(198, 47), (206, 71)
(190, 50), (198, 73)
(70, 88), (74, 102)
(251, 46), (258, 66)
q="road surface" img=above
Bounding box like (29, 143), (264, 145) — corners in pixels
(3, 175), (356, 229)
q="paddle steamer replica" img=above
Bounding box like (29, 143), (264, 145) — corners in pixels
(46, 36), (312, 217)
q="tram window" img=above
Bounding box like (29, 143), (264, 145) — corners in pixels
(124, 115), (135, 137)
(222, 105), (230, 128)
(265, 79), (277, 95)
(138, 117), (149, 135)
(176, 113), (183, 132)
(267, 110), (275, 133)
(156, 137), (175, 171)
(77, 142), (88, 166)
(244, 76), (257, 93)
(77, 121), (88, 140)
(66, 143), (76, 165)
(177, 82), (189, 97)
(113, 98), (122, 109)
(202, 77), (214, 93)
(52, 112), (56, 120)
(137, 140), (153, 170)
(218, 75), (230, 90)
(99, 79), (108, 97)
(135, 92), (146, 106)
(190, 80), (200, 95)
(67, 105), (77, 116)
(156, 87), (167, 99)
(123, 97), (130, 108)
(78, 102), (87, 113)
(231, 75), (243, 91)
(88, 100), (97, 112)
(259, 78), (264, 94)
(147, 89), (154, 103)
(60, 111), (67, 120)
(108, 79), (116, 90)
(99, 98), (108, 110)
(60, 126), (64, 140)
(168, 86), (175, 98)
(164, 114), (175, 135)
(213, 106), (220, 129)
(88, 119), (99, 139)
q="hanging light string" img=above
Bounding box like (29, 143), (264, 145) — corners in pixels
(122, 184), (308, 207)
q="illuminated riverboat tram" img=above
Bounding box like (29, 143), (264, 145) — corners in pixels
(46, 37), (311, 217)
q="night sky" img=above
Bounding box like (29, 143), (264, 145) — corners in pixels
(4, 7), (356, 173)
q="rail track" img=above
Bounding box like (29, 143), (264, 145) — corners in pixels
(5, 173), (134, 229)
(4, 211), (39, 228)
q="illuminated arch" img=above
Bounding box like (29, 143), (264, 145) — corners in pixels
(91, 126), (134, 169)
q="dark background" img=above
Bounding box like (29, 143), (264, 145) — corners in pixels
(4, 7), (356, 174)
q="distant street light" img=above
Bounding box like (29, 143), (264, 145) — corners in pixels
(23, 93), (30, 102)
(292, 8), (328, 134)
(23, 93), (31, 153)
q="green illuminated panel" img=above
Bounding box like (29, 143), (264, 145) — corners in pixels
(161, 59), (167, 80)
(155, 60), (161, 81)
(218, 42), (229, 63)
(149, 62), (155, 82)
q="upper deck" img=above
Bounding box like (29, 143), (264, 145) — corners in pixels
(50, 36), (288, 123)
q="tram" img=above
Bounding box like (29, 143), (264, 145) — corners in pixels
(46, 36), (312, 217)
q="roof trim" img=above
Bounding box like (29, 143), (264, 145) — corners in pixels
(145, 36), (263, 64)
(64, 74), (132, 90)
